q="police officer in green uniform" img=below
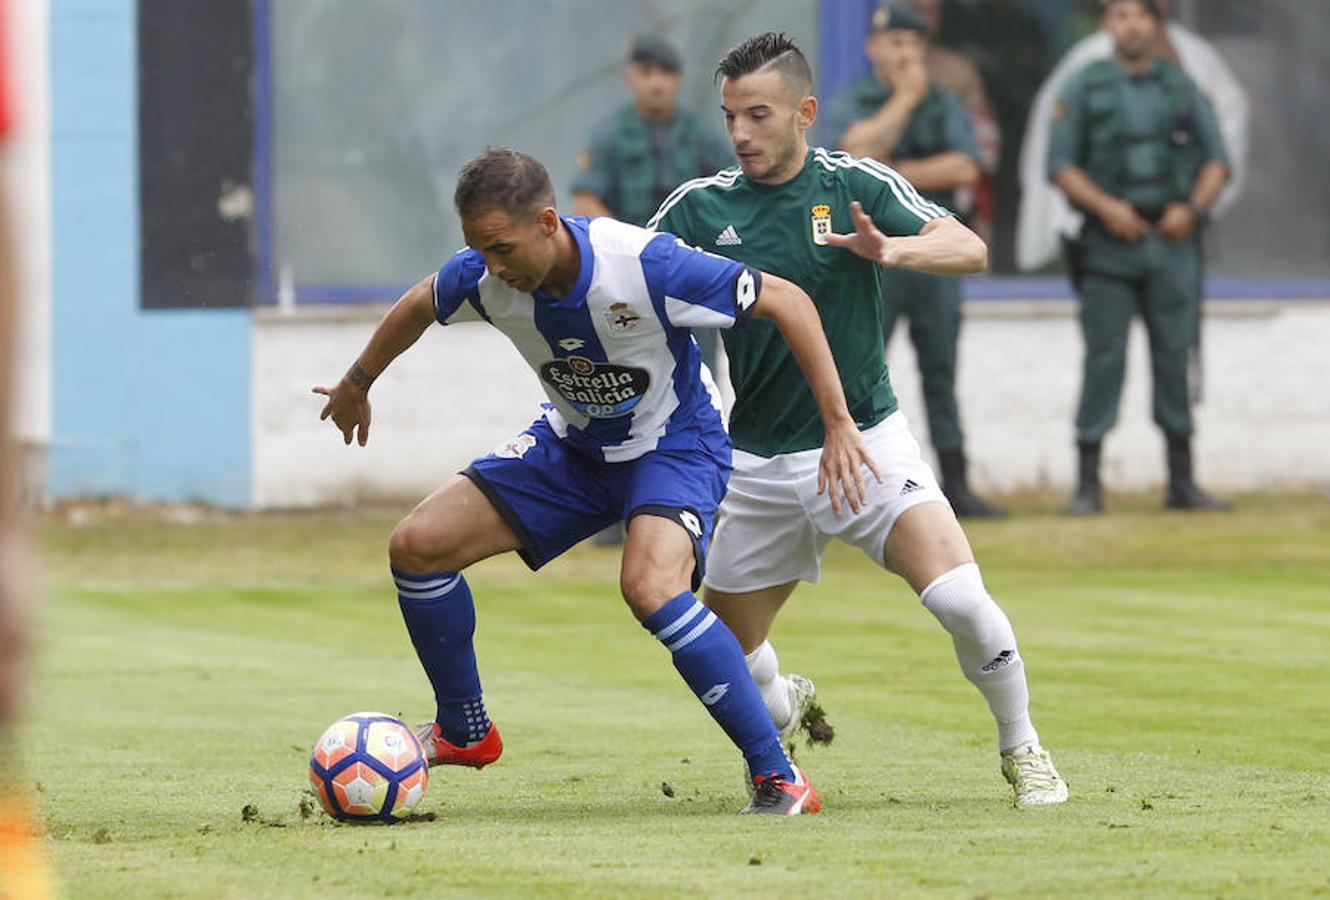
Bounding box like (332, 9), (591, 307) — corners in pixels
(1049, 0), (1231, 514)
(572, 35), (733, 228)
(573, 35), (734, 546)
(822, 3), (1005, 518)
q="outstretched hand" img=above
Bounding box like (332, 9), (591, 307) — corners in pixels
(312, 378), (372, 446)
(817, 418), (886, 516)
(824, 201), (897, 268)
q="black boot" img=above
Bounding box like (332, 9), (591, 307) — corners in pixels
(1066, 441), (1103, 516)
(937, 448), (1008, 519)
(1165, 434), (1232, 510)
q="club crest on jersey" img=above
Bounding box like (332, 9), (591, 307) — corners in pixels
(567, 355), (596, 375)
(493, 433), (537, 459)
(605, 301), (642, 333)
(811, 204), (833, 246)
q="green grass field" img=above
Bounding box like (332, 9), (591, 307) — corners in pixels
(18, 494), (1330, 898)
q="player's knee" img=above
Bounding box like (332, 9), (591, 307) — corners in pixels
(619, 567), (678, 621)
(920, 563), (1020, 674)
(388, 515), (457, 574)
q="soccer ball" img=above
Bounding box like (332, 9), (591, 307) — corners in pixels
(308, 712), (429, 823)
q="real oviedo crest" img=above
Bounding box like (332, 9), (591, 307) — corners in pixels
(811, 204), (832, 246)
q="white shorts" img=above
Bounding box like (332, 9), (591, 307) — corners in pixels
(703, 411), (950, 593)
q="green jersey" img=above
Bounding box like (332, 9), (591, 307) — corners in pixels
(648, 147), (949, 456)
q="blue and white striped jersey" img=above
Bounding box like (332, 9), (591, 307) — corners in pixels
(433, 216), (760, 463)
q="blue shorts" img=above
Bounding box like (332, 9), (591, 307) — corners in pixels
(463, 416), (732, 589)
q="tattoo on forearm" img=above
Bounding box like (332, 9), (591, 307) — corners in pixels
(348, 365), (375, 390)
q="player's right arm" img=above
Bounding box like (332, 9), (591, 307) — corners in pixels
(827, 155), (986, 274)
(826, 200), (987, 275)
(312, 274), (436, 446)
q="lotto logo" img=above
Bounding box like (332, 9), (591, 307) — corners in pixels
(700, 683), (729, 706)
(735, 270), (757, 313)
(679, 510), (703, 538)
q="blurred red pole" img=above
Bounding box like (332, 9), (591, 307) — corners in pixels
(0, 0), (56, 894)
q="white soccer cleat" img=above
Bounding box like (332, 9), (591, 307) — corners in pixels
(745, 674), (822, 797)
(1001, 744), (1069, 807)
(778, 673), (817, 743)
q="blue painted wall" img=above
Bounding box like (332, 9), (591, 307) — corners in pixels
(48, 0), (252, 506)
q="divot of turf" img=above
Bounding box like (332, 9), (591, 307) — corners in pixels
(800, 700), (836, 746)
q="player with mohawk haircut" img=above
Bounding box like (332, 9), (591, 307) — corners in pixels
(649, 32), (1069, 808)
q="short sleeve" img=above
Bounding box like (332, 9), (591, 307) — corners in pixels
(640, 233), (761, 330)
(941, 90), (982, 163)
(1190, 87), (1229, 168)
(433, 250), (487, 325)
(850, 156), (952, 237)
(646, 188), (691, 242)
(570, 123), (617, 205)
(1046, 78), (1086, 181)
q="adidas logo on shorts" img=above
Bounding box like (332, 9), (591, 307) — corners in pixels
(900, 479), (924, 496)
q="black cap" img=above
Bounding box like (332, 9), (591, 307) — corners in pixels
(871, 2), (928, 34)
(628, 34), (682, 72)
(1100, 0), (1163, 18)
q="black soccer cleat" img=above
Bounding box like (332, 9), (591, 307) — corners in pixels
(740, 766), (822, 816)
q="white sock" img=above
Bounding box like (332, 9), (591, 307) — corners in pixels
(744, 641), (793, 729)
(919, 563), (1039, 753)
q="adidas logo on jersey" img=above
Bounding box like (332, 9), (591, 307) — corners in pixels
(900, 479), (924, 496)
(715, 225), (743, 246)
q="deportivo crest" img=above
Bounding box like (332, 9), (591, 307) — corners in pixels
(605, 301), (642, 333)
(811, 204), (832, 246)
(493, 433), (537, 459)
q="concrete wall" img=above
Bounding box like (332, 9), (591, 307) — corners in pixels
(253, 297), (1330, 508)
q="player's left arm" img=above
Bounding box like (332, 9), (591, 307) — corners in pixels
(749, 273), (886, 516)
(826, 201), (987, 275)
(1159, 90), (1230, 241)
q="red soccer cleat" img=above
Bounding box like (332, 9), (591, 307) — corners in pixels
(741, 765), (822, 816)
(413, 721), (503, 769)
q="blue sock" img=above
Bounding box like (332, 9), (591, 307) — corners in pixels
(393, 569), (491, 746)
(642, 592), (792, 781)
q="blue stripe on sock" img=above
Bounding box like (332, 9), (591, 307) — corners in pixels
(643, 592), (792, 782)
(394, 568), (489, 745)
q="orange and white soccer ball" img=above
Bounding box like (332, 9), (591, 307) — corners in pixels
(308, 712), (429, 823)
